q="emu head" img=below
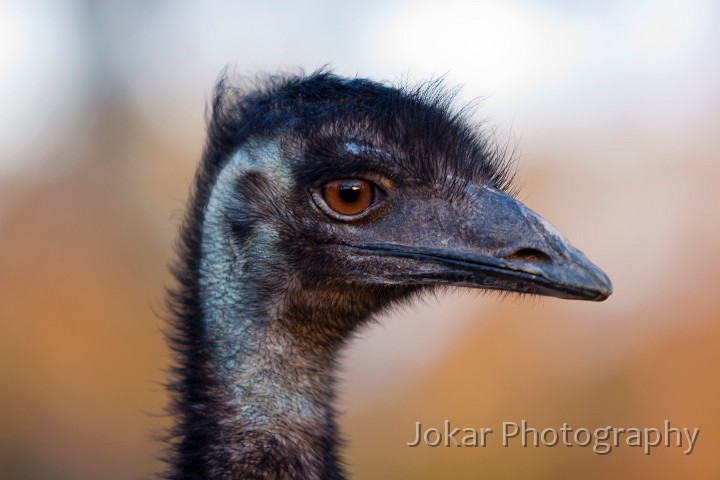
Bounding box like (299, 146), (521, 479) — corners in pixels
(200, 72), (611, 333)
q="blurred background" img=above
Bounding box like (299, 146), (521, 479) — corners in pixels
(1, 0), (719, 478)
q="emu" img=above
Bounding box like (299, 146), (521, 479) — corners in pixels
(165, 70), (612, 479)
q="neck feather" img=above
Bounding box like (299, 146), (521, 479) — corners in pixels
(168, 144), (350, 479)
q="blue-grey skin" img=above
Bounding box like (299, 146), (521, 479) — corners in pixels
(165, 71), (612, 480)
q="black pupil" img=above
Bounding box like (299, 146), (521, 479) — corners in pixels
(339, 183), (362, 203)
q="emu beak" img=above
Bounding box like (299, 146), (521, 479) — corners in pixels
(351, 185), (612, 301)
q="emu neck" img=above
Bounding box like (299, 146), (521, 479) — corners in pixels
(200, 268), (344, 479)
(194, 148), (348, 479)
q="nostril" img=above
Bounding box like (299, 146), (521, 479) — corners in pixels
(505, 248), (551, 263)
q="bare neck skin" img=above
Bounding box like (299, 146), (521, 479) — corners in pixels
(183, 145), (382, 480)
(197, 254), (346, 479)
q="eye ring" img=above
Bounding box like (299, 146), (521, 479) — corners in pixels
(312, 178), (385, 220)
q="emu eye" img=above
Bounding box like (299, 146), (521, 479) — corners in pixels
(320, 179), (380, 217)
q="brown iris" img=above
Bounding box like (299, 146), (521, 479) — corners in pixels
(321, 179), (377, 216)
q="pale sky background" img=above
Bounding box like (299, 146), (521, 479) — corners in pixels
(2, 0), (717, 177)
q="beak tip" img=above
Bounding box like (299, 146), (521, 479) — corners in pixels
(593, 273), (613, 302)
(591, 288), (612, 302)
(580, 263), (613, 301)
(560, 250), (613, 301)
